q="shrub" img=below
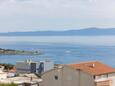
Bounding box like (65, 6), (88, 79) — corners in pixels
(0, 63), (14, 70)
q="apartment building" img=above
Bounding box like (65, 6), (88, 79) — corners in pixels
(41, 61), (115, 86)
(16, 60), (37, 74)
(16, 60), (54, 74)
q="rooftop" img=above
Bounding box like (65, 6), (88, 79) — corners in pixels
(0, 73), (42, 84)
(68, 61), (115, 76)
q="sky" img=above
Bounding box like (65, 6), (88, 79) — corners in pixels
(0, 0), (115, 32)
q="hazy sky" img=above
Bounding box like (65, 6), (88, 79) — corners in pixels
(0, 0), (115, 32)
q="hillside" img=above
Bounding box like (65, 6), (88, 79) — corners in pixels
(0, 48), (41, 55)
(0, 28), (115, 36)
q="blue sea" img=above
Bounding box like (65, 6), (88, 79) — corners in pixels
(0, 36), (115, 67)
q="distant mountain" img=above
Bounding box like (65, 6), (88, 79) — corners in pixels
(1, 28), (115, 36)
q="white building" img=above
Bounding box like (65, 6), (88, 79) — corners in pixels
(41, 61), (115, 86)
(37, 60), (54, 73)
(0, 65), (7, 80)
(0, 65), (4, 71)
(16, 60), (37, 74)
(16, 60), (54, 74)
(0, 73), (42, 86)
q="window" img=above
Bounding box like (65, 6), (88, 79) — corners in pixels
(107, 74), (108, 78)
(93, 76), (96, 79)
(54, 75), (58, 80)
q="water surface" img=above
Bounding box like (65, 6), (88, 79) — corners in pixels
(0, 36), (115, 67)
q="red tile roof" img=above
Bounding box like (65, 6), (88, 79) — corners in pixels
(68, 61), (115, 75)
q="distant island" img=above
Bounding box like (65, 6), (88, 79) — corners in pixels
(0, 48), (41, 55)
(0, 27), (115, 36)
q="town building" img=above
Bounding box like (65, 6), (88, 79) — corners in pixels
(0, 65), (7, 80)
(41, 61), (115, 86)
(16, 60), (54, 74)
(37, 60), (54, 74)
(0, 73), (42, 86)
(0, 64), (42, 86)
(16, 60), (37, 74)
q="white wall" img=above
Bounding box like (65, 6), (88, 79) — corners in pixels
(108, 73), (115, 86)
(108, 73), (115, 78)
(16, 62), (31, 73)
(95, 73), (115, 86)
(0, 66), (4, 72)
(44, 61), (54, 72)
(95, 74), (108, 80)
(0, 73), (7, 80)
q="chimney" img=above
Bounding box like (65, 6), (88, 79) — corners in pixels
(86, 63), (95, 68)
(92, 64), (95, 68)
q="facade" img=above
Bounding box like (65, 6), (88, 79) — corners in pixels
(0, 73), (42, 86)
(0, 72), (7, 80)
(69, 61), (115, 86)
(0, 64), (43, 86)
(37, 61), (54, 74)
(41, 61), (115, 86)
(41, 65), (95, 86)
(16, 60), (37, 74)
(16, 60), (54, 74)
(0, 65), (7, 80)
(0, 65), (4, 71)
